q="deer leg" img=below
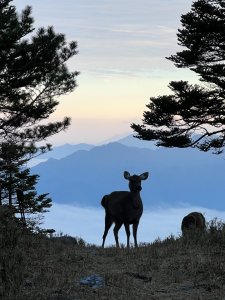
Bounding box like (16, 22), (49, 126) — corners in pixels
(113, 222), (122, 248)
(124, 223), (130, 248)
(102, 214), (113, 248)
(133, 221), (139, 247)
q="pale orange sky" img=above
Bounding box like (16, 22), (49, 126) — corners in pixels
(13, 0), (197, 145)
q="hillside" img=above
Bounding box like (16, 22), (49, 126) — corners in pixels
(3, 214), (225, 300)
(31, 142), (225, 210)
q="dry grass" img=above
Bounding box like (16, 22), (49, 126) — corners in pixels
(1, 210), (225, 299)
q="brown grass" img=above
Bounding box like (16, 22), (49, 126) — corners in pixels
(1, 210), (225, 300)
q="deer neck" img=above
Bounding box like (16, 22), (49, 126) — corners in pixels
(130, 191), (142, 209)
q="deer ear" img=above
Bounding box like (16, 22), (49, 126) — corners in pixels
(140, 172), (149, 180)
(124, 171), (131, 180)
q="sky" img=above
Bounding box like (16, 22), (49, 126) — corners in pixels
(13, 0), (196, 145)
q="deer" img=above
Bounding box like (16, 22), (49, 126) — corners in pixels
(101, 171), (149, 248)
(181, 212), (206, 235)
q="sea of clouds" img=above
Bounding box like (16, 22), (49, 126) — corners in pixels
(42, 203), (225, 247)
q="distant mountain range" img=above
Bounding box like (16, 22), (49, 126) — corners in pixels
(117, 134), (156, 150)
(31, 141), (225, 211)
(39, 143), (94, 160)
(33, 135), (156, 161)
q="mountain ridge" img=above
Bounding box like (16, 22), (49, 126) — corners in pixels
(31, 142), (225, 210)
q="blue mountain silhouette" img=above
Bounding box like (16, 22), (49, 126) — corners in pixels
(32, 142), (225, 210)
(40, 143), (94, 159)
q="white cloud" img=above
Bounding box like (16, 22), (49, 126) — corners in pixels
(42, 203), (225, 247)
(13, 0), (193, 75)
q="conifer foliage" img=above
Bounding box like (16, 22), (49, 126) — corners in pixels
(131, 0), (225, 154)
(0, 142), (51, 214)
(0, 0), (78, 144)
(0, 0), (78, 220)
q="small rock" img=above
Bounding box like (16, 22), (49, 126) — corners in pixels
(79, 274), (104, 288)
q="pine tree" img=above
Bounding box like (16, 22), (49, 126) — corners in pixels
(131, 0), (225, 154)
(0, 0), (78, 147)
(0, 0), (78, 223)
(0, 142), (51, 225)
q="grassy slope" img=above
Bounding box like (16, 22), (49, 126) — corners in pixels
(1, 218), (225, 300)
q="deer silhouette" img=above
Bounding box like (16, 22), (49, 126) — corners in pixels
(181, 212), (206, 234)
(101, 171), (149, 248)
